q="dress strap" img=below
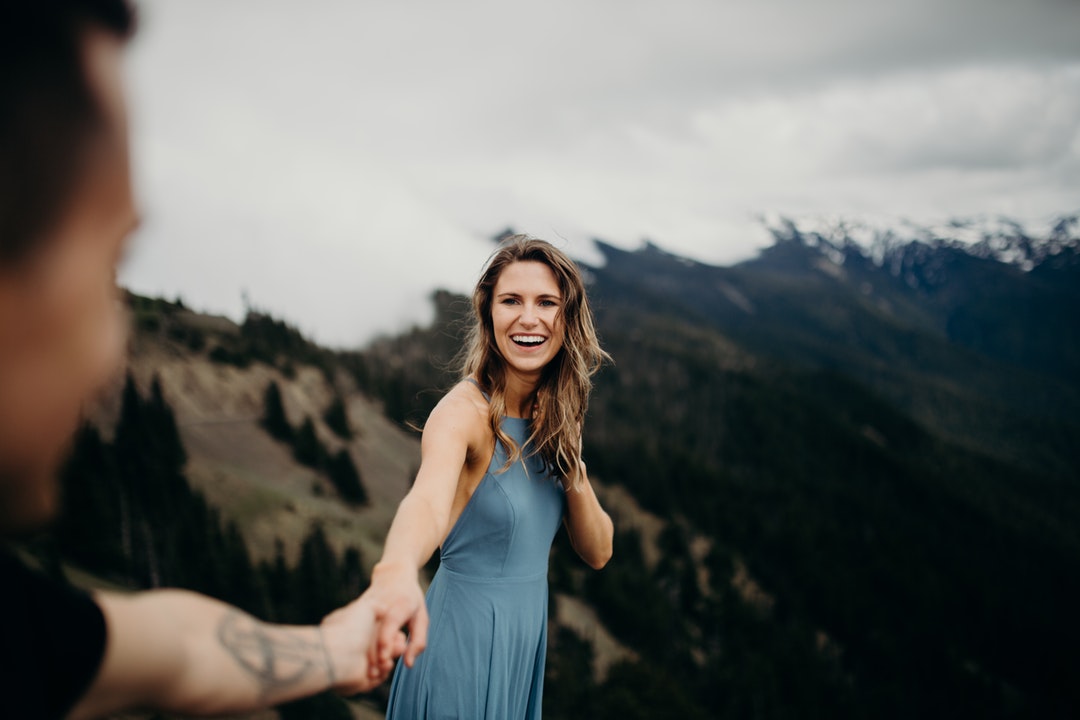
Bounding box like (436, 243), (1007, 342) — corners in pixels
(463, 377), (491, 402)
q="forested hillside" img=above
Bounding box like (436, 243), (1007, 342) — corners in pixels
(22, 296), (410, 719)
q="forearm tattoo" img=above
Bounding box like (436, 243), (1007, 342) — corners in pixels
(217, 611), (334, 699)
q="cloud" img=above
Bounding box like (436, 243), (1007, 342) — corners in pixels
(689, 64), (1080, 175)
(119, 0), (1080, 346)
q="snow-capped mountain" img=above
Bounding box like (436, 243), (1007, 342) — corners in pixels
(761, 211), (1080, 274)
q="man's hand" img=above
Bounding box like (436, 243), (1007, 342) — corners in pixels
(320, 594), (405, 695)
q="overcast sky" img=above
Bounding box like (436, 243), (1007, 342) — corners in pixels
(119, 0), (1080, 347)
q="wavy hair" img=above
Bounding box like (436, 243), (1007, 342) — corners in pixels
(460, 235), (611, 490)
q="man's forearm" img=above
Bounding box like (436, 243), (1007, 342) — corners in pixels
(191, 608), (338, 710)
(70, 590), (345, 719)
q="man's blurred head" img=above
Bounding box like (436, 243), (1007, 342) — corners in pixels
(0, 1), (137, 535)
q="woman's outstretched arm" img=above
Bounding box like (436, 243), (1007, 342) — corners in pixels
(360, 391), (476, 679)
(563, 460), (614, 570)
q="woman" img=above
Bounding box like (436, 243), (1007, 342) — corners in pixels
(366, 236), (614, 719)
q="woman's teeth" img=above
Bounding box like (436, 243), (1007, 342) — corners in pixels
(512, 335), (546, 347)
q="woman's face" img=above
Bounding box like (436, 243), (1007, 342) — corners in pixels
(490, 260), (566, 379)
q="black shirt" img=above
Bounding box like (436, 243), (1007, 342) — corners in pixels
(0, 550), (107, 719)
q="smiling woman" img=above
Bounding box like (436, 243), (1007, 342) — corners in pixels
(492, 260), (566, 377)
(358, 236), (615, 720)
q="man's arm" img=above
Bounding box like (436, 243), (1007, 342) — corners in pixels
(68, 588), (398, 720)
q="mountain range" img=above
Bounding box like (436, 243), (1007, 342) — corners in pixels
(586, 212), (1079, 477)
(364, 213), (1080, 718)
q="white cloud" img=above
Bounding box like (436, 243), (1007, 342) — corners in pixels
(118, 0), (1080, 346)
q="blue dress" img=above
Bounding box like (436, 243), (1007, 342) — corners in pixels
(385, 403), (566, 719)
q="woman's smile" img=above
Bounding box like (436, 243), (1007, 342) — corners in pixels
(510, 334), (548, 349)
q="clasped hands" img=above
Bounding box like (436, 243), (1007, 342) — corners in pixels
(320, 561), (429, 694)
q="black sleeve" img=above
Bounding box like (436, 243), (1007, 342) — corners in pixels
(0, 551), (107, 720)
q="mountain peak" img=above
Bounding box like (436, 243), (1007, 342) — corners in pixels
(760, 211), (1080, 277)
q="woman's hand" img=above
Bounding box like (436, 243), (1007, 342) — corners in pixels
(361, 561), (429, 679)
(320, 594), (404, 695)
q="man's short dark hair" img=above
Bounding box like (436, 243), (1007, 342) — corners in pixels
(0, 1), (136, 265)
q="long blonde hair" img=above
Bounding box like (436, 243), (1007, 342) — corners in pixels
(461, 236), (611, 490)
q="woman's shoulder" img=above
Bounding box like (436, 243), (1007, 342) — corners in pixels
(425, 379), (490, 436)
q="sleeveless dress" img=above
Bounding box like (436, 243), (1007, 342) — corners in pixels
(385, 389), (566, 719)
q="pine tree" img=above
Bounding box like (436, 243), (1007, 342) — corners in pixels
(295, 523), (339, 623)
(220, 521), (269, 617)
(113, 373), (149, 583)
(261, 381), (293, 442)
(263, 539), (296, 623)
(149, 375), (187, 470)
(292, 416), (325, 469)
(327, 449), (368, 506)
(57, 424), (123, 574)
(323, 395), (354, 440)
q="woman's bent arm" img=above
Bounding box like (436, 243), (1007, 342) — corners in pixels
(563, 462), (614, 570)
